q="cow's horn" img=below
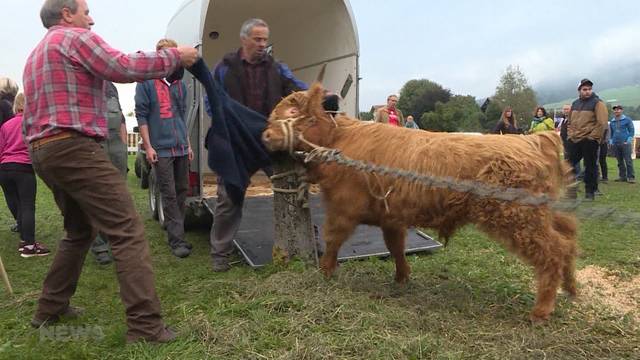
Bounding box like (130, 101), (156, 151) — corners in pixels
(315, 63), (328, 83)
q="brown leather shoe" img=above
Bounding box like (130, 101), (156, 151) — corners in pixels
(31, 306), (84, 328)
(126, 326), (177, 344)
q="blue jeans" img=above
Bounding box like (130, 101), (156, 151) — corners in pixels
(613, 143), (635, 180)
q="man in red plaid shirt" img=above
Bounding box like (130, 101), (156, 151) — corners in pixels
(23, 0), (198, 343)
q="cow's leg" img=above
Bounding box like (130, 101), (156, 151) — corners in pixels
(508, 228), (564, 322)
(553, 213), (578, 298)
(320, 214), (357, 278)
(381, 225), (410, 283)
(561, 251), (577, 298)
(530, 257), (563, 323)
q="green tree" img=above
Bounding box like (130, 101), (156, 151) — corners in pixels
(419, 95), (485, 132)
(359, 111), (373, 121)
(483, 100), (503, 131)
(489, 65), (537, 131)
(397, 79), (451, 119)
(623, 105), (640, 121)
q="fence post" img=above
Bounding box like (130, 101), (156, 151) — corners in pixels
(271, 154), (317, 266)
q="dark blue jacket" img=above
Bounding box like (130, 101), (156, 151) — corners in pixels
(135, 79), (188, 157)
(188, 59), (272, 204)
(189, 59), (339, 204)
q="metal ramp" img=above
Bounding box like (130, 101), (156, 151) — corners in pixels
(205, 195), (442, 268)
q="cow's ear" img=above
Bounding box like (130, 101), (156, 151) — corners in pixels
(305, 82), (325, 116)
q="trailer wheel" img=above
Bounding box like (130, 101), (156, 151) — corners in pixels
(149, 168), (158, 219)
(134, 156), (142, 178)
(148, 169), (166, 229)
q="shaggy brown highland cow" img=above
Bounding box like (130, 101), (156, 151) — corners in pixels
(261, 84), (578, 322)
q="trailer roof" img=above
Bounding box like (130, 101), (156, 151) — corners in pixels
(167, 0), (360, 115)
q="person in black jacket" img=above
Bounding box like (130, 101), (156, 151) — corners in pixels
(492, 106), (522, 134)
(557, 104), (581, 177)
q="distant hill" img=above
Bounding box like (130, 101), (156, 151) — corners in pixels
(534, 61), (640, 106)
(543, 85), (640, 110)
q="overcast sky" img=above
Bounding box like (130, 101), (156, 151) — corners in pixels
(2, 0), (640, 115)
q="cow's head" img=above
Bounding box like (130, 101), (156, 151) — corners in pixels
(262, 83), (335, 154)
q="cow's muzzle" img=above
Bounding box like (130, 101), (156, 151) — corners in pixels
(262, 128), (284, 152)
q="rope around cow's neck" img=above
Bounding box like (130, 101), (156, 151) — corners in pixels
(275, 112), (338, 156)
(270, 115), (320, 208)
(270, 113), (343, 209)
(277, 116), (303, 155)
(272, 114), (395, 212)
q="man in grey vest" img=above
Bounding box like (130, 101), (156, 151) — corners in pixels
(91, 82), (129, 264)
(209, 18), (307, 271)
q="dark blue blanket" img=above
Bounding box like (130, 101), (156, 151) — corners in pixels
(187, 59), (272, 204)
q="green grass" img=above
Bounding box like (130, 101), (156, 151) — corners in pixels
(544, 85), (640, 110)
(1, 156), (639, 359)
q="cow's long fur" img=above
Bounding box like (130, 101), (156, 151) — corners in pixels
(262, 84), (578, 322)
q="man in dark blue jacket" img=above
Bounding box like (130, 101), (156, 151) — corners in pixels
(610, 105), (635, 183)
(208, 18), (307, 272)
(136, 39), (194, 258)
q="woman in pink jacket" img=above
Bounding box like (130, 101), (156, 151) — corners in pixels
(0, 93), (49, 257)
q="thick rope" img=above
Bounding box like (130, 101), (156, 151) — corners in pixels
(276, 116), (304, 156)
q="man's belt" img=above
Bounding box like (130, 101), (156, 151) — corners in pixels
(30, 131), (79, 150)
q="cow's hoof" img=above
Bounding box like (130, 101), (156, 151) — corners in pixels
(319, 256), (337, 278)
(395, 273), (410, 284)
(529, 311), (550, 324)
(394, 264), (411, 284)
(320, 266), (337, 279)
(563, 285), (578, 299)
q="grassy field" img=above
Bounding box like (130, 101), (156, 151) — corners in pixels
(1, 156), (639, 359)
(544, 85), (640, 110)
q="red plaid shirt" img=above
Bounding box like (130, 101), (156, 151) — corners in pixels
(23, 25), (181, 142)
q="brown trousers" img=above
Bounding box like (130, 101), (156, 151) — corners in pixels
(30, 135), (165, 341)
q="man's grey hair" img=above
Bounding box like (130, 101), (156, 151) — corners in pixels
(40, 0), (79, 29)
(240, 18), (268, 38)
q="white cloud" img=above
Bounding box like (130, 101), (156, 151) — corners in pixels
(505, 23), (640, 87)
(590, 23), (640, 66)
